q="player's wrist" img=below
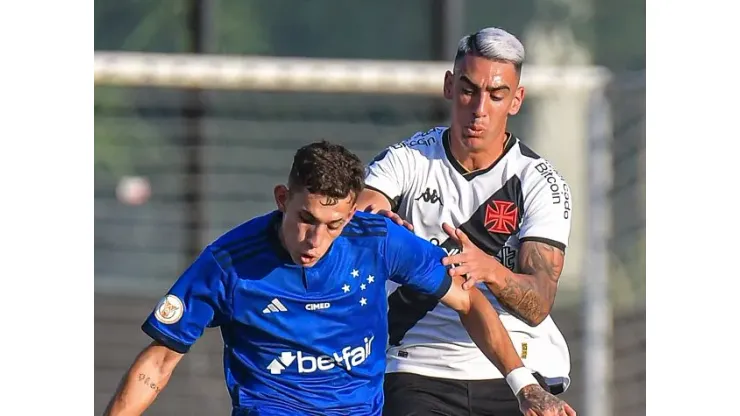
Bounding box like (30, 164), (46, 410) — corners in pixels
(505, 367), (538, 396)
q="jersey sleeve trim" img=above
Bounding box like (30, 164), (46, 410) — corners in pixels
(141, 321), (191, 354)
(519, 236), (566, 252)
(364, 184), (399, 211)
(432, 274), (453, 300)
(205, 246), (236, 318)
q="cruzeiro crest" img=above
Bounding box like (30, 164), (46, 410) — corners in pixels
(154, 294), (185, 324)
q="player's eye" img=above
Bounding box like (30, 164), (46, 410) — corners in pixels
(299, 214), (316, 225)
(461, 88), (474, 95)
(491, 95), (504, 101)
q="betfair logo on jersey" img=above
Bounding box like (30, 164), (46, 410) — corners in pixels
(415, 188), (443, 205)
(266, 336), (375, 375)
(535, 162), (571, 219)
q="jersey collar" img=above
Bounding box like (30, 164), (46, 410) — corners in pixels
(442, 128), (518, 181)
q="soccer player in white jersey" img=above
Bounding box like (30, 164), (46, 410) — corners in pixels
(358, 27), (575, 415)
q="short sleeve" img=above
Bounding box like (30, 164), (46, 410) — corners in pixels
(364, 144), (416, 209)
(141, 247), (233, 353)
(382, 218), (452, 299)
(518, 160), (573, 251)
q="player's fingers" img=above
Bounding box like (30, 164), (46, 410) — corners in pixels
(462, 275), (480, 290)
(454, 227), (473, 246)
(442, 223), (459, 242)
(562, 403), (576, 416)
(376, 209), (393, 217)
(441, 253), (466, 266)
(448, 265), (471, 278)
(401, 219), (414, 231)
(388, 213), (406, 227)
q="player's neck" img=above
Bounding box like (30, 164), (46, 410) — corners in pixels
(449, 130), (510, 172)
(273, 216), (297, 265)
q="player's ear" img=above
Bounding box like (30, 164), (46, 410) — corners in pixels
(274, 185), (289, 212)
(508, 86), (525, 116)
(443, 70), (454, 100)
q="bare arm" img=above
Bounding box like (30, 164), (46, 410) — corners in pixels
(439, 275), (527, 377)
(485, 241), (565, 326)
(356, 188), (394, 212)
(440, 275), (576, 415)
(442, 223), (566, 326)
(103, 341), (185, 416)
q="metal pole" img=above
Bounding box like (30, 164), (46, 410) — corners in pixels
(442, 0), (466, 60)
(583, 86), (614, 416)
(182, 0), (213, 264)
(429, 0), (465, 124)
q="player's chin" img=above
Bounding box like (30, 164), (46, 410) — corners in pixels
(460, 132), (489, 149)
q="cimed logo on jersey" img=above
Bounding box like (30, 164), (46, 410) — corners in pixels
(266, 336), (375, 375)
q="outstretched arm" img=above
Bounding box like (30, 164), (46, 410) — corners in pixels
(440, 277), (576, 416)
(438, 276), (527, 377)
(103, 341), (184, 416)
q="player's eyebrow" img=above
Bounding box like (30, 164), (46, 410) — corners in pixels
(459, 74), (511, 93)
(299, 209), (344, 226)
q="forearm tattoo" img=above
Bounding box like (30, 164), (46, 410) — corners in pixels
(518, 384), (565, 413)
(137, 373), (162, 393)
(494, 242), (564, 325)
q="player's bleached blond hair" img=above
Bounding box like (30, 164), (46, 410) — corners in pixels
(454, 27), (525, 74)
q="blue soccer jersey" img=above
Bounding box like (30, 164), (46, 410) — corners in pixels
(141, 210), (452, 416)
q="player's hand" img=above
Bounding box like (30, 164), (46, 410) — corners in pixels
(517, 384), (577, 416)
(363, 205), (413, 231)
(440, 223), (506, 290)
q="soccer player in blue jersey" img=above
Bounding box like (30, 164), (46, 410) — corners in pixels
(103, 141), (573, 416)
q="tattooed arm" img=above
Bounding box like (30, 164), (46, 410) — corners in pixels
(103, 341), (184, 416)
(486, 241), (564, 326)
(441, 223), (565, 327)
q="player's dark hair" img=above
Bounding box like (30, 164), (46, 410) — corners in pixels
(288, 140), (365, 203)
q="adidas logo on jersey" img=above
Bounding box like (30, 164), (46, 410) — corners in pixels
(266, 336), (375, 375)
(262, 298), (288, 314)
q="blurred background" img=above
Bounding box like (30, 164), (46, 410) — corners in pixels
(94, 1), (645, 415)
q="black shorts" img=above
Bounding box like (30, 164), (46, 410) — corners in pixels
(382, 372), (561, 416)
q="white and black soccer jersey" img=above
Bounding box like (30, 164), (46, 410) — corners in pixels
(365, 127), (573, 389)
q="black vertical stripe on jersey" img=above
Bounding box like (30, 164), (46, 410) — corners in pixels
(458, 175), (524, 256)
(387, 286), (440, 347)
(386, 176), (524, 346)
(517, 140), (542, 160)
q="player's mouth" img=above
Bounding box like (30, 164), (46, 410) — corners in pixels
(465, 124), (485, 137)
(299, 252), (317, 264)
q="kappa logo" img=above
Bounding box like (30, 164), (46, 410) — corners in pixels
(415, 188), (443, 205)
(484, 200), (519, 234)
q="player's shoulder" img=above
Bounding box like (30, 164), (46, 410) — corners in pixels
(341, 211), (390, 240)
(381, 126), (446, 158)
(208, 211), (278, 265)
(512, 136), (570, 188)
